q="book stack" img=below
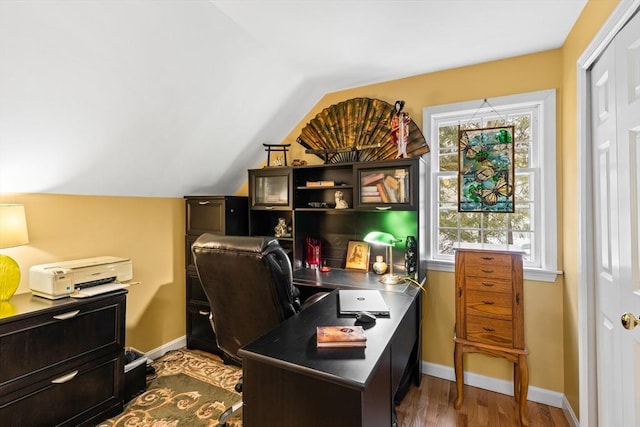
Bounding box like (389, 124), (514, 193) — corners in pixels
(306, 180), (335, 187)
(316, 325), (367, 348)
(360, 172), (402, 203)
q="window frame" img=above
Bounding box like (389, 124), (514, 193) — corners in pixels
(422, 89), (561, 282)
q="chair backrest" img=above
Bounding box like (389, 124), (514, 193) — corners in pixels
(192, 233), (301, 364)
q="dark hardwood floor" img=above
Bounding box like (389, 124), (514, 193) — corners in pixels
(396, 375), (571, 427)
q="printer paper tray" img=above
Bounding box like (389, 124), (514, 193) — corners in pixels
(71, 282), (129, 298)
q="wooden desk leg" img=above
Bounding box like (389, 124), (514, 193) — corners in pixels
(517, 353), (529, 426)
(453, 342), (464, 409)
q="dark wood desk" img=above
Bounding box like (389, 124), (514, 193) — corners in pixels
(238, 272), (421, 427)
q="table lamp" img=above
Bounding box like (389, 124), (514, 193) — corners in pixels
(0, 204), (29, 301)
(364, 231), (405, 285)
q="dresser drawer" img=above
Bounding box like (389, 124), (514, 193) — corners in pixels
(464, 261), (513, 281)
(464, 276), (513, 294)
(187, 271), (208, 305)
(0, 295), (125, 393)
(463, 251), (512, 267)
(466, 290), (512, 320)
(0, 355), (122, 427)
(466, 315), (513, 347)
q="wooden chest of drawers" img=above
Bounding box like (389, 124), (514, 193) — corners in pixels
(0, 291), (126, 426)
(453, 245), (529, 426)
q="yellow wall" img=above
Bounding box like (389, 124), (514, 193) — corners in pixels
(560, 0), (620, 415)
(0, 193), (186, 352)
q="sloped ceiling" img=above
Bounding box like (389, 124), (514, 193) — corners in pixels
(0, 0), (587, 197)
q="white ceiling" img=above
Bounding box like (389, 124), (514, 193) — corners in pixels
(0, 0), (587, 197)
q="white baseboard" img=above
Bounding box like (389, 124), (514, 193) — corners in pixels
(562, 394), (580, 427)
(421, 361), (565, 408)
(143, 335), (187, 362)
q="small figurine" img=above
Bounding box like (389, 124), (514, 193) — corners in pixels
(335, 190), (349, 209)
(274, 217), (291, 238)
(390, 100), (410, 158)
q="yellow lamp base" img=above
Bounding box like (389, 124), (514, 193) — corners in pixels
(0, 254), (21, 301)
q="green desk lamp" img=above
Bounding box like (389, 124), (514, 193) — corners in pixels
(364, 231), (405, 285)
(0, 204), (29, 301)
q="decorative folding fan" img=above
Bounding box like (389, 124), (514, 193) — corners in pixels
(296, 98), (429, 163)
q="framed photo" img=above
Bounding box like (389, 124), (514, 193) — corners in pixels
(458, 125), (515, 213)
(345, 241), (370, 271)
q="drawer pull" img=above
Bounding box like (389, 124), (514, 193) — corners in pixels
(265, 206), (274, 210)
(482, 327), (495, 332)
(481, 269), (494, 273)
(53, 310), (80, 320)
(482, 282), (495, 287)
(51, 370), (78, 384)
(198, 310), (210, 316)
(198, 200), (210, 205)
(482, 301), (495, 305)
(481, 256), (494, 260)
(375, 206), (392, 211)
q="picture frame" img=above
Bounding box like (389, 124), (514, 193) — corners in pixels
(345, 241), (370, 271)
(458, 125), (515, 213)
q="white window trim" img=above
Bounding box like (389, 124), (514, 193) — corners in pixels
(422, 89), (561, 282)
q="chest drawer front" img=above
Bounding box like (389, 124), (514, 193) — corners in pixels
(464, 262), (513, 281)
(0, 355), (122, 426)
(466, 290), (512, 320)
(464, 276), (513, 294)
(0, 296), (125, 389)
(466, 315), (513, 347)
(463, 251), (512, 267)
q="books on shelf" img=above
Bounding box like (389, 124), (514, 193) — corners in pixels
(316, 325), (367, 348)
(361, 172), (385, 186)
(306, 180), (335, 187)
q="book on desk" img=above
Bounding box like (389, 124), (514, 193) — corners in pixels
(316, 325), (367, 348)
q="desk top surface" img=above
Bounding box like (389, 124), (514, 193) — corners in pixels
(293, 267), (419, 294)
(238, 287), (419, 390)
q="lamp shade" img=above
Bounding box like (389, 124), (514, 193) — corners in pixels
(364, 231), (399, 247)
(0, 204), (29, 248)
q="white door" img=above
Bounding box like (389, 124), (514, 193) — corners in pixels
(591, 10), (640, 427)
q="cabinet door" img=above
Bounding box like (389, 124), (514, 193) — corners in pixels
(249, 168), (292, 210)
(354, 159), (417, 210)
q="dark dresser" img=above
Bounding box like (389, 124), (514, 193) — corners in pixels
(0, 290), (127, 426)
(184, 195), (248, 353)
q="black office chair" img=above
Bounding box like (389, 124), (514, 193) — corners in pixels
(192, 233), (327, 425)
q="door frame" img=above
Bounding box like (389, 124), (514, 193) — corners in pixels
(577, 0), (640, 425)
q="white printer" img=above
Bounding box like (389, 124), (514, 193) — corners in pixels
(30, 256), (133, 299)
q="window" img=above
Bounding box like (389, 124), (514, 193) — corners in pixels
(423, 90), (560, 282)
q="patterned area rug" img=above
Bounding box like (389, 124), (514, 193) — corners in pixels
(100, 348), (243, 427)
